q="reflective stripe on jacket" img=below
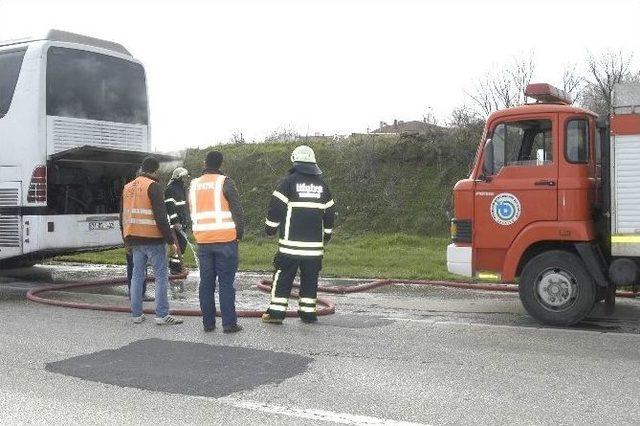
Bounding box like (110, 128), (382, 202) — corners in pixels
(122, 176), (163, 239)
(265, 169), (336, 257)
(165, 179), (191, 229)
(189, 174), (237, 243)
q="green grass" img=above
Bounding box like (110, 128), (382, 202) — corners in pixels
(54, 233), (461, 281)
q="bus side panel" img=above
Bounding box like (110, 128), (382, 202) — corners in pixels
(24, 215), (122, 254)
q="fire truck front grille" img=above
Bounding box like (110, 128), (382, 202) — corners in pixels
(48, 116), (148, 154)
(0, 216), (20, 248)
(452, 219), (472, 243)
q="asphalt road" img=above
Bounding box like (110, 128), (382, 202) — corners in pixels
(1, 264), (639, 425)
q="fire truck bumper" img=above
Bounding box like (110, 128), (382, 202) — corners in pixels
(446, 243), (472, 277)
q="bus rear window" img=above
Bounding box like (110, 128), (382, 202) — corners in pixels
(46, 47), (148, 125)
(0, 48), (26, 119)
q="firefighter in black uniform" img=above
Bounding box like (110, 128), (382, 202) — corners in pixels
(262, 145), (336, 324)
(165, 167), (192, 274)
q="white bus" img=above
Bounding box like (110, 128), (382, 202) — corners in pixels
(0, 30), (170, 266)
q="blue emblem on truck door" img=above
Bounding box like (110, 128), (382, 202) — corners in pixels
(490, 193), (521, 226)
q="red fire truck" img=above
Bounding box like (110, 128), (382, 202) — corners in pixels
(447, 82), (640, 325)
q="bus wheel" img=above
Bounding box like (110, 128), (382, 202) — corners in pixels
(519, 250), (596, 326)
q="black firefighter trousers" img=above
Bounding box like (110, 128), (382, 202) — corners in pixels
(267, 253), (322, 320)
(169, 229), (188, 274)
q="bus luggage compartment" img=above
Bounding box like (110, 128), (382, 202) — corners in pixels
(47, 145), (176, 215)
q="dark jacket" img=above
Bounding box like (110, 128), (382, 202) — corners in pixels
(201, 168), (245, 241)
(165, 179), (191, 230)
(265, 165), (336, 257)
(120, 173), (174, 246)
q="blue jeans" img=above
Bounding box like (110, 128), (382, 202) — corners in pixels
(198, 241), (239, 328)
(130, 244), (170, 318)
(126, 252), (146, 296)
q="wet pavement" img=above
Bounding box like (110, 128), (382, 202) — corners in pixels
(1, 263), (640, 424)
(6, 262), (640, 334)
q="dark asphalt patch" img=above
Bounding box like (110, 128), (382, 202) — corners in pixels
(46, 338), (312, 397)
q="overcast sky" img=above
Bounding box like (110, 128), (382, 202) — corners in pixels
(1, 0), (639, 151)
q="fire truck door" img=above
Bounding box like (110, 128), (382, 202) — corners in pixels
(473, 117), (558, 272)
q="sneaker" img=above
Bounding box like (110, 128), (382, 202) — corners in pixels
(204, 325), (216, 332)
(223, 324), (243, 334)
(155, 315), (183, 325)
(142, 295), (155, 302)
(132, 315), (145, 324)
(261, 313), (283, 324)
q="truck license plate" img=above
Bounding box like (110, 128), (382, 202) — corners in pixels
(89, 220), (116, 231)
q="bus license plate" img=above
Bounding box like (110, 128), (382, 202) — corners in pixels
(89, 221), (116, 231)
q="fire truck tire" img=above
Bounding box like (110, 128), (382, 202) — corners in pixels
(519, 250), (596, 326)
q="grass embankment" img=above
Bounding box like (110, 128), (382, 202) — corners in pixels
(56, 234), (460, 281)
(183, 130), (480, 237)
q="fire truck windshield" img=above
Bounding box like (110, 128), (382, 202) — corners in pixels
(46, 47), (148, 125)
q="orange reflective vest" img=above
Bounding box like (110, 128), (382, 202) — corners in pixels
(122, 176), (162, 239)
(189, 174), (237, 243)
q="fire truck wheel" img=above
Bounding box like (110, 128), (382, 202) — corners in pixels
(519, 250), (596, 326)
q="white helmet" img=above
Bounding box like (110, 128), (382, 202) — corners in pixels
(291, 145), (316, 163)
(171, 167), (190, 180)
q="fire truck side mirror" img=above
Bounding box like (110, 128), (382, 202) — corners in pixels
(481, 138), (494, 179)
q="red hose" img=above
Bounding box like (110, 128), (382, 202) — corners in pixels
(25, 273), (638, 318)
(25, 272), (335, 317)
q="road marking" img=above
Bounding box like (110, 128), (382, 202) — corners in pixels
(216, 397), (428, 426)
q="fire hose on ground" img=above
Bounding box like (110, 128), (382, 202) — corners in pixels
(25, 274), (639, 317)
(24, 229), (639, 317)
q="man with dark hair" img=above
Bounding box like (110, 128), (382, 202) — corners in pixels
(121, 156), (183, 325)
(189, 150), (244, 333)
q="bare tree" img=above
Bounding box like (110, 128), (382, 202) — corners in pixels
(467, 53), (536, 117)
(583, 50), (634, 114)
(561, 63), (584, 105)
(510, 54), (536, 105)
(467, 75), (498, 117)
(491, 70), (517, 109)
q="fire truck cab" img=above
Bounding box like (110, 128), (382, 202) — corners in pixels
(447, 83), (640, 326)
